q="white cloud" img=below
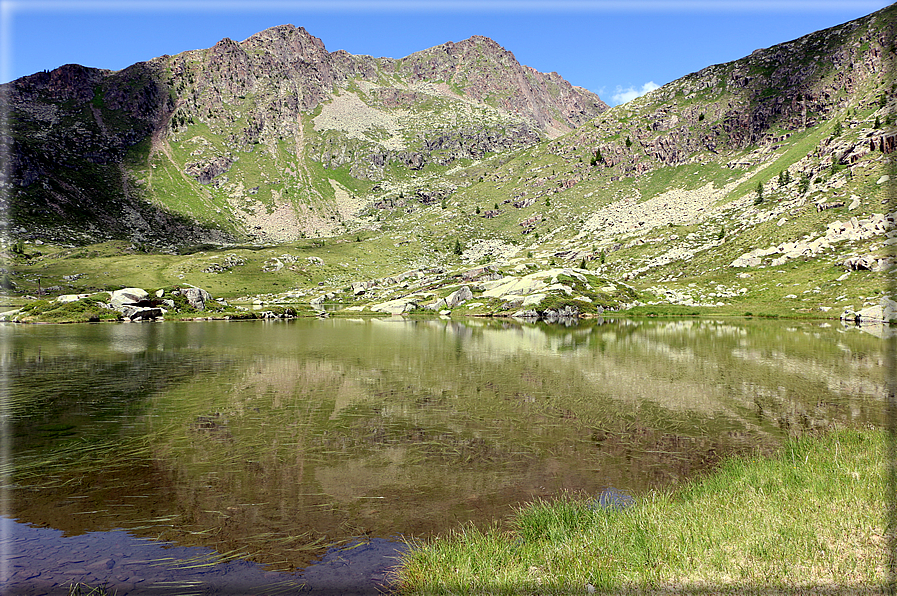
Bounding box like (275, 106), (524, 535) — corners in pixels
(611, 81), (660, 105)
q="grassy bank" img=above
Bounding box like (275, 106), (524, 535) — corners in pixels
(396, 429), (890, 594)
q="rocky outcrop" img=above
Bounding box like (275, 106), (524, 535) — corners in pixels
(110, 287), (150, 309)
(731, 212), (895, 269)
(370, 298), (420, 315)
(841, 297), (897, 324)
(181, 287), (213, 310)
(398, 36), (607, 134)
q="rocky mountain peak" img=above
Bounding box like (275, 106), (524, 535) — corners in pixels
(4, 21), (610, 243)
(240, 24), (329, 63)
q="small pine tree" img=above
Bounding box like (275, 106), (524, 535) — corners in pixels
(580, 257), (588, 270)
(754, 181), (764, 205)
(778, 171), (785, 186)
(698, 112), (705, 121)
(799, 174), (811, 195)
(475, 206), (481, 214)
(783, 170), (791, 184)
(453, 239), (462, 255)
(599, 251), (606, 264)
(625, 136), (632, 148)
(831, 120), (842, 137)
(874, 116), (882, 129)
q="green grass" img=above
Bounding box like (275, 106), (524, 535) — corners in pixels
(396, 428), (888, 594)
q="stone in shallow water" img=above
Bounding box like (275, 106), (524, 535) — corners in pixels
(589, 488), (635, 511)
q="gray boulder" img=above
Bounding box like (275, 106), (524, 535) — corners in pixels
(183, 287), (212, 310)
(445, 285), (473, 308)
(110, 287), (149, 309)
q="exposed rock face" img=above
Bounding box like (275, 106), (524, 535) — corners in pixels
(397, 36), (607, 133)
(3, 25), (607, 245)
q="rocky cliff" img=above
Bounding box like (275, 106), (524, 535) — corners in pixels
(3, 26), (607, 244)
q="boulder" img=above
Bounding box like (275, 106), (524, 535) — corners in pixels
(426, 298), (448, 311)
(120, 305), (164, 321)
(731, 254), (761, 268)
(56, 294), (91, 303)
(370, 298), (419, 314)
(843, 256), (873, 271)
(183, 287), (212, 310)
(855, 297), (897, 323)
(590, 488), (635, 511)
(840, 310), (860, 323)
(542, 305), (580, 320)
(445, 285), (473, 308)
(110, 288), (149, 309)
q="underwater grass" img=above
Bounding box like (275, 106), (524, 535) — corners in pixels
(396, 428), (888, 594)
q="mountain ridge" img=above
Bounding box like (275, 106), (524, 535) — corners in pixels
(3, 25), (607, 243)
(2, 6), (895, 325)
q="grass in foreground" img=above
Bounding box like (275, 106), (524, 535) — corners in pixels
(396, 429), (889, 594)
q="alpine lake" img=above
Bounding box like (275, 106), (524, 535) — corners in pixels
(2, 316), (890, 593)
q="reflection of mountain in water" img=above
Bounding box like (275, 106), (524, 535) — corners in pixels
(7, 318), (887, 570)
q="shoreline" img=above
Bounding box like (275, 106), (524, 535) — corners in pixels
(394, 427), (890, 594)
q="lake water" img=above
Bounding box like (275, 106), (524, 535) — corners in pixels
(1, 317), (889, 593)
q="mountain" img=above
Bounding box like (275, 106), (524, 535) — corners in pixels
(3, 5), (896, 323)
(3, 26), (606, 244)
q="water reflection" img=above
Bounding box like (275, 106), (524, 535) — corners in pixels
(5, 318), (888, 572)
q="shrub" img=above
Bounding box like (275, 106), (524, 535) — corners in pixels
(831, 120), (842, 137)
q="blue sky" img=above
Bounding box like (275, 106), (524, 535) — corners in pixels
(1, 1), (892, 105)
